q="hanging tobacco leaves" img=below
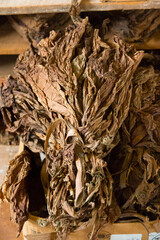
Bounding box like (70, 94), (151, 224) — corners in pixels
(1, 9), (160, 240)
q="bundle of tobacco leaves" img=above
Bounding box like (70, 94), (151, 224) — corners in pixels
(99, 10), (160, 45)
(108, 66), (160, 219)
(9, 13), (72, 48)
(0, 150), (31, 235)
(125, 10), (160, 43)
(0, 10), (160, 240)
(0, 149), (47, 236)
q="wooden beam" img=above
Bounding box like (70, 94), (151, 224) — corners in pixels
(0, 22), (29, 55)
(0, 0), (160, 15)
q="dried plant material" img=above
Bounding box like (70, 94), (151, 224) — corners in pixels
(0, 150), (31, 235)
(9, 13), (72, 48)
(0, 74), (51, 153)
(0, 15), (143, 239)
(154, 220), (160, 232)
(0, 112), (18, 145)
(0, 187), (4, 202)
(102, 10), (160, 45)
(0, 130), (18, 145)
(0, 9), (160, 239)
(109, 66), (160, 219)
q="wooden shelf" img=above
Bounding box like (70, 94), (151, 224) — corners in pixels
(0, 22), (29, 55)
(0, 0), (160, 15)
(0, 55), (17, 84)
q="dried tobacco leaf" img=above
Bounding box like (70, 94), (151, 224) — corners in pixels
(101, 10), (160, 45)
(0, 150), (31, 235)
(0, 111), (18, 145)
(109, 66), (160, 219)
(0, 15), (143, 239)
(0, 74), (51, 153)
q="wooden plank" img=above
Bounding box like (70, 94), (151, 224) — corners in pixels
(0, 55), (17, 84)
(0, 22), (29, 55)
(0, 0), (160, 15)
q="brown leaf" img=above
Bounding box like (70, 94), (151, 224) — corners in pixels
(0, 150), (31, 235)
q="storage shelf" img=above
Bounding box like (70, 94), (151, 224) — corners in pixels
(0, 0), (160, 15)
(0, 22), (29, 55)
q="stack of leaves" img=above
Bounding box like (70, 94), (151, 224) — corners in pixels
(0, 11), (160, 240)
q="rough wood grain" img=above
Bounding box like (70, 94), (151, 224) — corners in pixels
(0, 0), (160, 15)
